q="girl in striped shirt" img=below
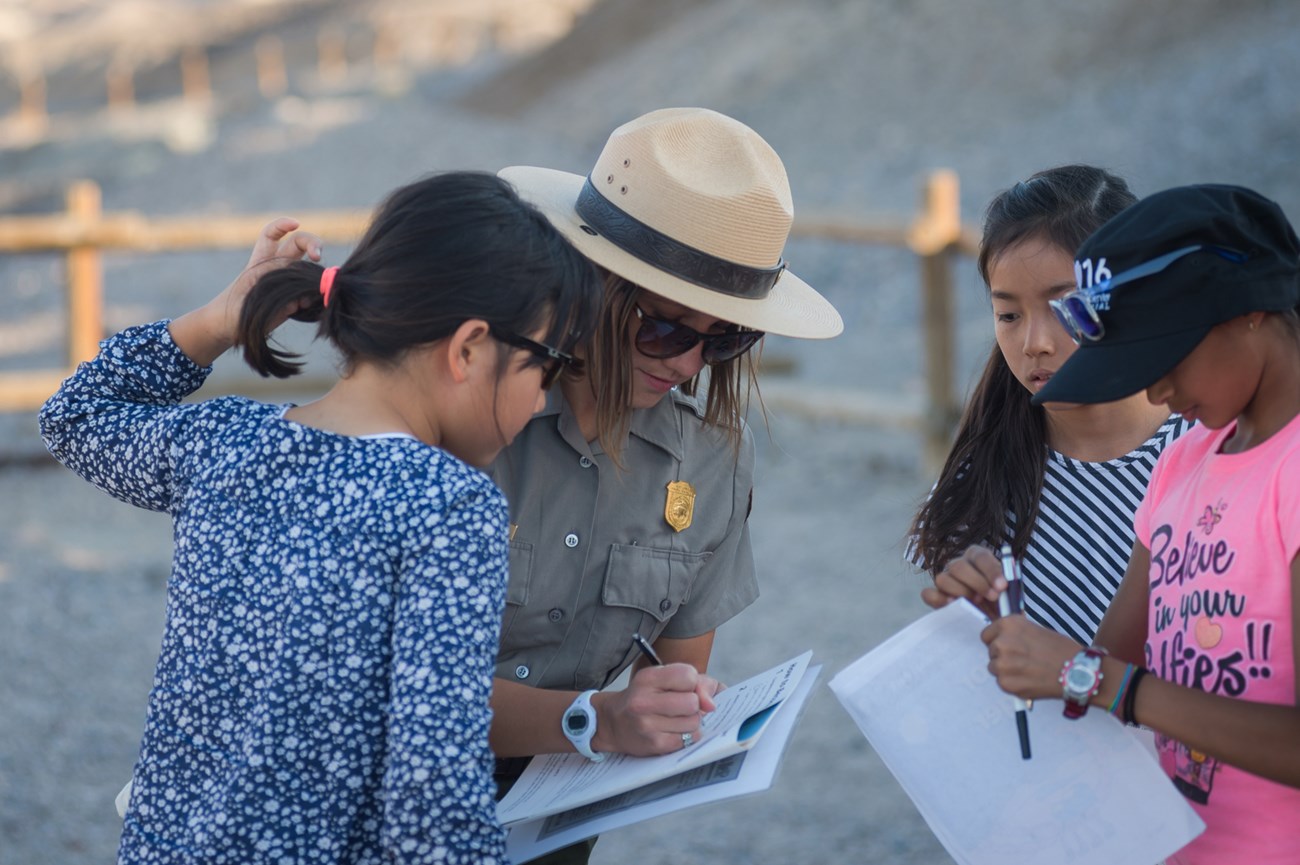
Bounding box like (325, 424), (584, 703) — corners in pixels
(910, 165), (1189, 642)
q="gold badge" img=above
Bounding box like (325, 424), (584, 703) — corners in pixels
(664, 481), (696, 532)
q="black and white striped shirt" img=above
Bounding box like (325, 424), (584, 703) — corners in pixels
(1007, 415), (1192, 645)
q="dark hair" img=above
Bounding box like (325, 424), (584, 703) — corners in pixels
(909, 165), (1138, 572)
(237, 171), (600, 380)
(584, 275), (759, 465)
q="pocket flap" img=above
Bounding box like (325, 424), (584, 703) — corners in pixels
(506, 540), (533, 606)
(602, 544), (711, 623)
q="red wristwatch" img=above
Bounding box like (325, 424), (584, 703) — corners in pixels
(1060, 647), (1107, 719)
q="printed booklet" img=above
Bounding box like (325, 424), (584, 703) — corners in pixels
(498, 651), (818, 861)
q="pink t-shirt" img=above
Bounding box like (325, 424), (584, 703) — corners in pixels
(1134, 412), (1300, 864)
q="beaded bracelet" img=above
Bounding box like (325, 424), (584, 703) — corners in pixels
(1121, 667), (1148, 726)
(1106, 663), (1137, 717)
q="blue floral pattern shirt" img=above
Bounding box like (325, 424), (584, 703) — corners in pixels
(39, 321), (509, 864)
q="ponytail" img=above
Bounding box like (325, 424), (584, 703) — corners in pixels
(237, 260), (327, 379)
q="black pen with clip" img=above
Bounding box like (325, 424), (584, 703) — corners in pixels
(632, 632), (664, 666)
(997, 544), (1032, 760)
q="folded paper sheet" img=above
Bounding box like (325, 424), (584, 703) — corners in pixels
(830, 601), (1204, 865)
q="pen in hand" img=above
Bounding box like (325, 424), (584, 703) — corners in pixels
(632, 632), (718, 741)
(632, 632), (664, 666)
(997, 544), (1032, 760)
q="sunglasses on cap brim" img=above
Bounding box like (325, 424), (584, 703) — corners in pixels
(1049, 244), (1247, 343)
(634, 306), (764, 364)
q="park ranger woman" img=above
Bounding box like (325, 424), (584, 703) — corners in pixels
(489, 107), (842, 861)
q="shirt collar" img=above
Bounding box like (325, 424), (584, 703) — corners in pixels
(537, 387), (566, 419)
(627, 389), (692, 461)
(545, 387), (693, 462)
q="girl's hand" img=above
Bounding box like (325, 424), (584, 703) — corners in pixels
(211, 218), (324, 344)
(592, 664), (718, 757)
(169, 219), (323, 366)
(981, 614), (1081, 702)
(921, 544), (1007, 619)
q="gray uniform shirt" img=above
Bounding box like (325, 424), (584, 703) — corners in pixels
(488, 387), (758, 692)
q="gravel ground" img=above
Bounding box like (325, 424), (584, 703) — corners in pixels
(3, 0), (1300, 862)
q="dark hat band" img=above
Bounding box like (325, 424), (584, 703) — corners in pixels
(575, 177), (785, 300)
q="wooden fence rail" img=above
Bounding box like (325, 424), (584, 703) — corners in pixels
(0, 179), (369, 416)
(0, 172), (977, 468)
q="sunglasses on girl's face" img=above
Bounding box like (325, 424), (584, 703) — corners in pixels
(491, 328), (579, 390)
(634, 306), (764, 364)
(1049, 244), (1247, 343)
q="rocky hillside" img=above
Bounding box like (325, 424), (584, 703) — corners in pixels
(3, 0), (1298, 407)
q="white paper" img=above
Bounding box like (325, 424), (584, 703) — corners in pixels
(829, 602), (1204, 865)
(115, 779), (132, 818)
(496, 650), (813, 826)
(506, 664), (821, 862)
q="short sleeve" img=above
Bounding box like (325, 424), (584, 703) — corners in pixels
(1133, 438), (1175, 548)
(1276, 447), (1300, 562)
(660, 422), (759, 638)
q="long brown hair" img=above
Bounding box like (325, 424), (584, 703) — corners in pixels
(909, 165), (1137, 572)
(585, 274), (759, 465)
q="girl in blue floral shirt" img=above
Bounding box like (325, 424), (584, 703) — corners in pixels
(40, 172), (599, 865)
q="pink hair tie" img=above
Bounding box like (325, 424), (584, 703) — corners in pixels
(319, 266), (339, 307)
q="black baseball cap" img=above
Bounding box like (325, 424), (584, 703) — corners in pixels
(1033, 184), (1300, 406)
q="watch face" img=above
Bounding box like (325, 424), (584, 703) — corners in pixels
(565, 713), (588, 735)
(1066, 665), (1096, 690)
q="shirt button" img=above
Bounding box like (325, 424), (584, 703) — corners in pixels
(564, 533), (580, 548)
(659, 599), (672, 613)
(515, 665), (530, 680)
(548, 608), (564, 623)
(579, 456), (593, 468)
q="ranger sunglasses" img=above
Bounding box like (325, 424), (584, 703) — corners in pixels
(633, 306), (764, 364)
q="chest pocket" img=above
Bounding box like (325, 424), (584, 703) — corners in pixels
(602, 543), (711, 622)
(500, 540), (533, 637)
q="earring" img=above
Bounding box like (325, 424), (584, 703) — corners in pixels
(1249, 320), (1258, 331)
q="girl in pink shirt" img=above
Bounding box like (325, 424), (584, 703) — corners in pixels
(937, 183), (1300, 864)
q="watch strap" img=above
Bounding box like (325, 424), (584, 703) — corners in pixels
(563, 689), (605, 762)
(1060, 646), (1107, 720)
(1063, 691), (1090, 719)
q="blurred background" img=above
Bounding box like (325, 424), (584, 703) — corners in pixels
(1, 1), (1298, 862)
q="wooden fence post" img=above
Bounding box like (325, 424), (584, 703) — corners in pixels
(65, 181), (104, 366)
(318, 26), (348, 84)
(182, 46), (211, 103)
(256, 35), (288, 98)
(373, 23), (401, 70)
(19, 70), (47, 127)
(107, 59), (134, 111)
(911, 170), (963, 473)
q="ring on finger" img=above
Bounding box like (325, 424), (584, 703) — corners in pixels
(681, 732), (694, 748)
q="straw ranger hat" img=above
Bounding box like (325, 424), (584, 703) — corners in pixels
(499, 107), (843, 339)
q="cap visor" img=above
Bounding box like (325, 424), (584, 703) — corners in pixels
(499, 165), (844, 339)
(1031, 326), (1210, 406)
